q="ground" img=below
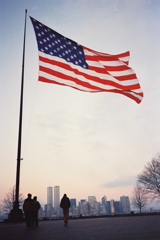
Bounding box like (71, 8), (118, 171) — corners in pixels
(0, 215), (160, 240)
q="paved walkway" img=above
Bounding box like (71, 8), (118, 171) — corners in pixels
(1, 215), (160, 240)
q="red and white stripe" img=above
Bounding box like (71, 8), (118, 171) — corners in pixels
(38, 47), (143, 103)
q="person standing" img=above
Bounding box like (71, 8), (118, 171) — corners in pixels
(60, 194), (71, 226)
(23, 193), (34, 228)
(33, 196), (41, 227)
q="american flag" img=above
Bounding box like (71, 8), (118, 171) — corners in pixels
(30, 17), (143, 104)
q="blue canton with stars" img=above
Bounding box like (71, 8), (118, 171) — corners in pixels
(30, 17), (88, 69)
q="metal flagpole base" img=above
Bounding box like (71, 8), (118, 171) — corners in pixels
(8, 203), (24, 222)
(8, 209), (24, 222)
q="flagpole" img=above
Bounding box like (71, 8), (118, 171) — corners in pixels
(8, 9), (27, 222)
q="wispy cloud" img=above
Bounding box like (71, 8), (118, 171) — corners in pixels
(102, 176), (137, 188)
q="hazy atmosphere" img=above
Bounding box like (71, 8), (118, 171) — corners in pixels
(1, 0), (160, 207)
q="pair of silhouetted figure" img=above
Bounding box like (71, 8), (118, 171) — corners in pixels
(23, 193), (41, 228)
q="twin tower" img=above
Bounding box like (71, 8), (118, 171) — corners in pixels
(47, 186), (60, 217)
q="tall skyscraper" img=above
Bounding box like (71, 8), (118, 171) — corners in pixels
(88, 196), (96, 205)
(120, 195), (131, 214)
(47, 187), (53, 217)
(101, 196), (107, 205)
(54, 186), (60, 215)
(47, 187), (53, 206)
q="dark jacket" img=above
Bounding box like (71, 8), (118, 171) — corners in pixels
(23, 198), (34, 212)
(33, 200), (41, 212)
(60, 196), (70, 210)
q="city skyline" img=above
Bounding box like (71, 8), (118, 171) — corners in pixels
(44, 185), (132, 207)
(1, 1), (160, 208)
(44, 185), (131, 217)
(39, 185), (158, 212)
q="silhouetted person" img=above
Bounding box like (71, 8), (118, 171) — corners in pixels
(60, 194), (71, 226)
(32, 196), (41, 227)
(23, 193), (34, 228)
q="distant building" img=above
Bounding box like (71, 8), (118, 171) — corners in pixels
(70, 199), (77, 216)
(101, 196), (107, 215)
(110, 199), (115, 214)
(47, 187), (53, 217)
(114, 201), (121, 214)
(44, 204), (48, 218)
(54, 186), (60, 216)
(79, 200), (89, 216)
(38, 206), (44, 219)
(106, 201), (111, 215)
(100, 203), (107, 215)
(88, 196), (96, 205)
(94, 202), (100, 216)
(88, 196), (97, 215)
(47, 187), (53, 207)
(101, 196), (107, 205)
(70, 198), (76, 207)
(120, 196), (131, 214)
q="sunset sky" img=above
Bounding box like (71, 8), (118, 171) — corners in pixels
(1, 0), (160, 208)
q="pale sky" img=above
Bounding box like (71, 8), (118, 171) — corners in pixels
(1, 0), (160, 208)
